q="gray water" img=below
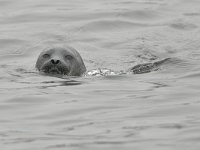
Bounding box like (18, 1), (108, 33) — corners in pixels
(1, 0), (200, 149)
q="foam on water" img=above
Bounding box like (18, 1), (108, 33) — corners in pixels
(1, 0), (200, 150)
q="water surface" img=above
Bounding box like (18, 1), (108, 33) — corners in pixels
(1, 0), (200, 149)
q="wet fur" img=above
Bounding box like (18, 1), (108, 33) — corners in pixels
(36, 46), (86, 76)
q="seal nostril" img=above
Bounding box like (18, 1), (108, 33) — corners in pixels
(55, 60), (60, 64)
(51, 59), (60, 64)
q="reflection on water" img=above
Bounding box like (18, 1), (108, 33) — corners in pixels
(1, 0), (200, 150)
(42, 80), (83, 87)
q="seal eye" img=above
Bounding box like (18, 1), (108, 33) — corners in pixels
(43, 54), (50, 58)
(65, 55), (73, 60)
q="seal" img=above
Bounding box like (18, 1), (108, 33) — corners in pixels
(36, 46), (86, 76)
(36, 46), (170, 77)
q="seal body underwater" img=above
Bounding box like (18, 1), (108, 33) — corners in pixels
(36, 46), (86, 76)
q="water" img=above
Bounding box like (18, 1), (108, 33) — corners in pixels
(1, 0), (200, 149)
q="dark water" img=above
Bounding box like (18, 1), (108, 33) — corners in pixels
(1, 0), (200, 149)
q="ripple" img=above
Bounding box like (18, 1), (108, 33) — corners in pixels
(80, 20), (156, 32)
(169, 22), (198, 30)
(120, 10), (162, 20)
(184, 12), (200, 16)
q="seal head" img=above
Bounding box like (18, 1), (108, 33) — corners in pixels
(36, 46), (86, 76)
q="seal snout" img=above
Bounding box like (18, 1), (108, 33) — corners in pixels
(51, 58), (60, 65)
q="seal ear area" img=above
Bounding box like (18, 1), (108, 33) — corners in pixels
(68, 54), (86, 76)
(35, 51), (52, 70)
(75, 53), (86, 75)
(63, 46), (86, 76)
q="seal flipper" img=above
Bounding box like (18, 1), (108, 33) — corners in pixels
(128, 58), (170, 74)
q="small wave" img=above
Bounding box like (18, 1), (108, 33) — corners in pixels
(169, 22), (198, 30)
(184, 12), (200, 16)
(120, 10), (162, 20)
(80, 20), (156, 32)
